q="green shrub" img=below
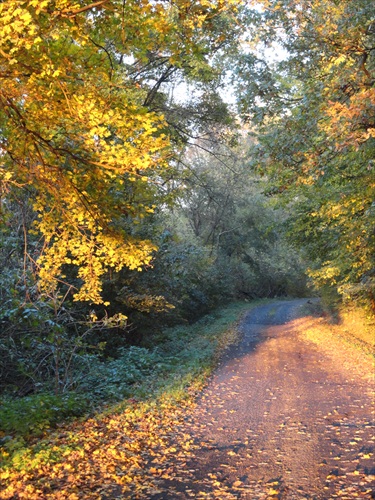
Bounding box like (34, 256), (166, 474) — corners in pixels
(0, 392), (89, 437)
(77, 346), (171, 402)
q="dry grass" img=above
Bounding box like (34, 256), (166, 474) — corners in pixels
(337, 306), (375, 351)
(293, 304), (374, 390)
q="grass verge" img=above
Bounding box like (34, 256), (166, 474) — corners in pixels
(304, 301), (375, 356)
(299, 302), (374, 390)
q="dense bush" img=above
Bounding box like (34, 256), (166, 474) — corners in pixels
(0, 392), (89, 438)
(0, 302), (252, 442)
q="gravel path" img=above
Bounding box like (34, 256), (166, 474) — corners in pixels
(149, 299), (375, 499)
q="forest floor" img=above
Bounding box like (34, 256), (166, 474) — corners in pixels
(1, 299), (374, 499)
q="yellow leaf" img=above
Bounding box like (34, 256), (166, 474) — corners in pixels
(268, 488), (279, 495)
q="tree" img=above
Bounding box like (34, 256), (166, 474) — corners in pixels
(234, 0), (375, 311)
(172, 139), (307, 300)
(0, 0), (242, 305)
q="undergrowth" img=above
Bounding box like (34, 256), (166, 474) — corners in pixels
(0, 300), (255, 468)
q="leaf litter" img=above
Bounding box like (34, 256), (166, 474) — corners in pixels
(1, 300), (374, 499)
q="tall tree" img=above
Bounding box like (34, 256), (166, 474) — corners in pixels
(235, 0), (375, 311)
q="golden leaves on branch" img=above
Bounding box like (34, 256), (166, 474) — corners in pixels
(0, 0), (243, 303)
(0, 1), (171, 303)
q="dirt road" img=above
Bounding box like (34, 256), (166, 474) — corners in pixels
(150, 299), (375, 499)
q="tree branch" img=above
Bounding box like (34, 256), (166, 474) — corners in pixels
(58, 0), (111, 18)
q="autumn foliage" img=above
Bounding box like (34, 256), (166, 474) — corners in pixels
(236, 0), (375, 312)
(0, 0), (241, 304)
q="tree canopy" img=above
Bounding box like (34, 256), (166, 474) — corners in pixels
(0, 0), (241, 304)
(235, 0), (375, 311)
(1, 0), (374, 312)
